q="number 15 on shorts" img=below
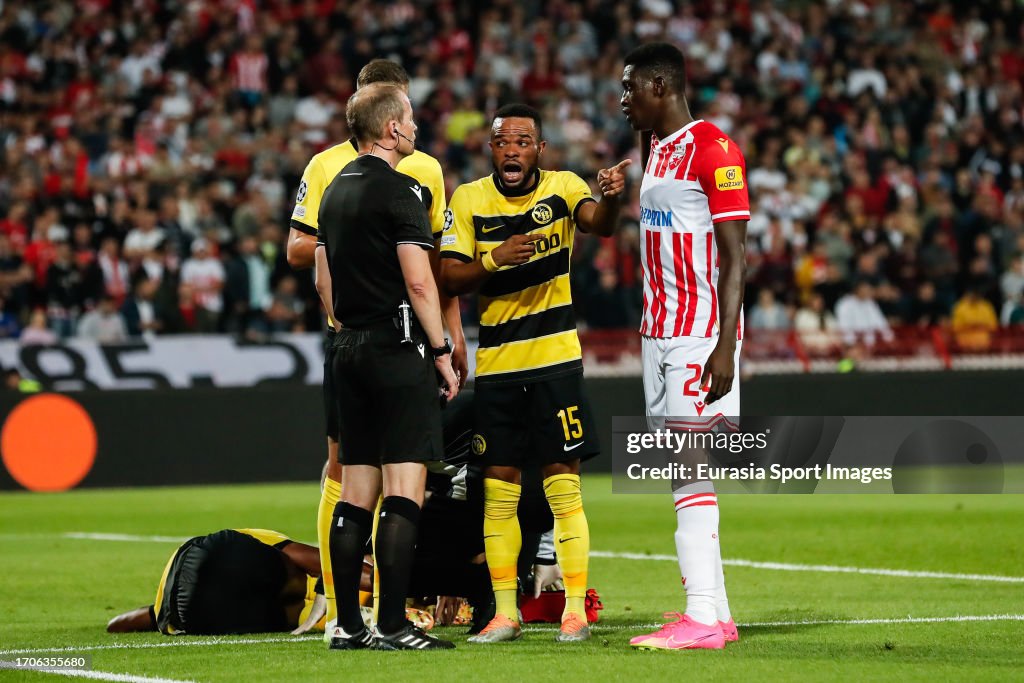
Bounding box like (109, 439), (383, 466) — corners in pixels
(557, 406), (583, 441)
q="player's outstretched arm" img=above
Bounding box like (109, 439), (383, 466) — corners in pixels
(577, 159), (632, 237)
(281, 541), (322, 577)
(702, 219), (747, 405)
(107, 606), (156, 633)
(286, 228), (317, 269)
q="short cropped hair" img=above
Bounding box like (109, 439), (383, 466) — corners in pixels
(357, 59), (410, 89)
(623, 42), (687, 93)
(492, 103), (543, 138)
(346, 83), (406, 144)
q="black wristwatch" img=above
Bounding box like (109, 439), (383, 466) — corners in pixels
(430, 339), (452, 358)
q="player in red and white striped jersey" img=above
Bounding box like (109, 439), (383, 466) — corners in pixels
(620, 43), (748, 651)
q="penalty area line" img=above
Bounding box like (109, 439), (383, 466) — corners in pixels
(590, 550), (1024, 583)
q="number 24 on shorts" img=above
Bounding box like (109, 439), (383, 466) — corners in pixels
(683, 364), (711, 397)
(557, 405), (583, 441)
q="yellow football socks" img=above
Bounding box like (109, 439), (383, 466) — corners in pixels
(483, 478), (523, 621)
(317, 477), (342, 624)
(544, 473), (590, 620)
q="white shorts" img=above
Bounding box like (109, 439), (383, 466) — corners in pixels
(642, 335), (741, 432)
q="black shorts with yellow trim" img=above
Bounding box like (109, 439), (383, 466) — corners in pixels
(472, 371), (599, 469)
(157, 530), (291, 635)
(322, 329), (340, 442)
(330, 324), (444, 467)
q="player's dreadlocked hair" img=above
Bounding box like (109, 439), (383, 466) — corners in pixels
(623, 42), (687, 94)
(492, 103), (543, 138)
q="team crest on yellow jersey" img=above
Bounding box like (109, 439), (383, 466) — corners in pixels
(531, 203), (553, 225)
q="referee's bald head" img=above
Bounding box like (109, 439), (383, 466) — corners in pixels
(346, 83), (408, 145)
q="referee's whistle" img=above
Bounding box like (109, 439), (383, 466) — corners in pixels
(399, 300), (413, 344)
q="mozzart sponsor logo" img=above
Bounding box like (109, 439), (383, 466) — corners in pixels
(640, 205), (673, 227)
(714, 166), (744, 191)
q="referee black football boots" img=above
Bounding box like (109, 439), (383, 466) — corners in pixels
(372, 622), (456, 650)
(328, 624), (374, 650)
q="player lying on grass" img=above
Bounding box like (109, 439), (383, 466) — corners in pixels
(107, 528), (326, 636)
(104, 521), (480, 637)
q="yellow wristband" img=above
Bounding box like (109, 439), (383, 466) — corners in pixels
(482, 251), (498, 272)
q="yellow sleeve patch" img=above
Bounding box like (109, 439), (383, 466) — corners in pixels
(714, 166), (744, 191)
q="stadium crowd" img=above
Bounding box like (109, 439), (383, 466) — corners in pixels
(1, 0), (1024, 350)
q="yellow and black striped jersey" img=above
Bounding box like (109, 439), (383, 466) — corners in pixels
(441, 170), (595, 384)
(290, 139), (447, 238)
(153, 529), (317, 635)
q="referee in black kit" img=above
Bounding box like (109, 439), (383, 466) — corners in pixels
(314, 83), (460, 651)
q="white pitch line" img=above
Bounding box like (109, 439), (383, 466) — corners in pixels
(738, 614), (1024, 628)
(590, 551), (1024, 583)
(0, 636), (320, 657)
(9, 533), (1024, 584)
(0, 667), (194, 683)
(6, 533), (1022, 584)
(63, 533), (186, 544)
(2, 614), (1023, 656)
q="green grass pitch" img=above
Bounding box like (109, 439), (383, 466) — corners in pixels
(1, 477), (1023, 682)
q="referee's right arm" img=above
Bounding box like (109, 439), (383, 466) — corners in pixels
(398, 245), (445, 348)
(394, 192), (460, 399)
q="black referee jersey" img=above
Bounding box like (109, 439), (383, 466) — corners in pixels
(316, 154), (434, 329)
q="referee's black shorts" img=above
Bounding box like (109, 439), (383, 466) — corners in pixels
(330, 324), (444, 466)
(472, 371), (600, 469)
(323, 329), (340, 441)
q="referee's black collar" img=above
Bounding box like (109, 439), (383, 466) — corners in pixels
(347, 137), (358, 153)
(491, 168), (541, 197)
(356, 153), (393, 169)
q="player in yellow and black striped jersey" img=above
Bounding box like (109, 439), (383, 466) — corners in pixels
(441, 169), (592, 383)
(440, 103), (631, 644)
(106, 529), (325, 636)
(283, 59), (467, 635)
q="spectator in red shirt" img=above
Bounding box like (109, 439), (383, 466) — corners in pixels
(230, 34), (268, 107)
(520, 51), (561, 105)
(0, 202), (30, 255)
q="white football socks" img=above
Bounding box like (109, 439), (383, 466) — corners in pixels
(673, 480), (728, 626)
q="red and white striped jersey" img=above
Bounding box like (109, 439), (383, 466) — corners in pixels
(639, 119), (749, 340)
(231, 52), (267, 94)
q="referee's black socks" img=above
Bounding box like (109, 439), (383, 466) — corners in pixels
(375, 496), (421, 635)
(329, 501), (373, 634)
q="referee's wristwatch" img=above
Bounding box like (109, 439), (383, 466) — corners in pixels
(431, 339), (453, 359)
